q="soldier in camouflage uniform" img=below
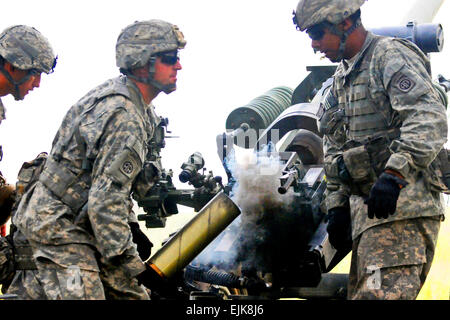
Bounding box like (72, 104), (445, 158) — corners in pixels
(0, 25), (56, 226)
(0, 25), (56, 297)
(293, 0), (448, 299)
(12, 19), (186, 300)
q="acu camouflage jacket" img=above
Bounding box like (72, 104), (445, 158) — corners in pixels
(321, 32), (448, 238)
(14, 76), (157, 276)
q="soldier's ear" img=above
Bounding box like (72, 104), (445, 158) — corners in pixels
(4, 61), (16, 73)
(131, 63), (151, 78)
(340, 18), (354, 32)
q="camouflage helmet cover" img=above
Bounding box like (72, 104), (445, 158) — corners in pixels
(0, 25), (56, 74)
(116, 19), (187, 70)
(294, 0), (366, 31)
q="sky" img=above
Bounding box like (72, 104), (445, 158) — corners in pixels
(1, 0), (450, 188)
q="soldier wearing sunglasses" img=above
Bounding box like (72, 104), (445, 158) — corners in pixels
(12, 19), (186, 299)
(294, 0), (447, 299)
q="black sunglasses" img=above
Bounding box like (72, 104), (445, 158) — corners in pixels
(157, 51), (179, 65)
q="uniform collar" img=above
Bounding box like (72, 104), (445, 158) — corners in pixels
(124, 76), (158, 137)
(123, 75), (149, 119)
(336, 31), (376, 79)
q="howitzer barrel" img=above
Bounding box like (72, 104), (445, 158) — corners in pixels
(370, 22), (444, 53)
(148, 192), (241, 279)
(225, 86), (293, 144)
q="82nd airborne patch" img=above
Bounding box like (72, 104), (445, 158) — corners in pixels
(395, 75), (416, 93)
(122, 161), (134, 175)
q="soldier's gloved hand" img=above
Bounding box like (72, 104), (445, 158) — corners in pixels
(365, 171), (408, 219)
(129, 222), (153, 261)
(326, 207), (353, 251)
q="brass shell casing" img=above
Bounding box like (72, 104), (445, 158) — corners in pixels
(149, 192), (241, 278)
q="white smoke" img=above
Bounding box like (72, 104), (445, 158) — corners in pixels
(190, 145), (297, 271)
(227, 146), (295, 216)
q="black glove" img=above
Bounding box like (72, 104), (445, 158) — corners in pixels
(129, 222), (153, 261)
(364, 172), (408, 219)
(326, 207), (352, 251)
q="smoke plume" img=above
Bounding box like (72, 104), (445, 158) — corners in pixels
(192, 145), (297, 275)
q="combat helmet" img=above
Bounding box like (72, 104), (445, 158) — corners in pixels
(116, 19), (186, 94)
(293, 0), (366, 61)
(0, 25), (57, 100)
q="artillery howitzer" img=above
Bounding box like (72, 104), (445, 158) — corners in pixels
(136, 21), (447, 300)
(137, 76), (349, 300)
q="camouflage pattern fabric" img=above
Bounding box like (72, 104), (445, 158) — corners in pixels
(99, 202), (150, 300)
(0, 236), (14, 288)
(322, 32), (447, 238)
(13, 75), (157, 299)
(35, 257), (105, 300)
(0, 25), (56, 73)
(4, 229), (40, 299)
(132, 110), (163, 201)
(116, 20), (186, 94)
(116, 19), (186, 70)
(7, 206), (146, 300)
(99, 256), (149, 300)
(0, 98), (5, 125)
(320, 31), (447, 300)
(294, 0), (366, 31)
(347, 216), (441, 299)
(4, 153), (45, 299)
(6, 270), (46, 299)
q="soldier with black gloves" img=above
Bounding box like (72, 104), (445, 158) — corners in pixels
(294, 0), (447, 299)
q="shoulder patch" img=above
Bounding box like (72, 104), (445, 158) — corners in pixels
(121, 159), (136, 176)
(395, 75), (416, 93)
(105, 135), (145, 186)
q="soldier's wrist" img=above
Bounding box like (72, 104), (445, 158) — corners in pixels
(385, 153), (412, 179)
(119, 253), (146, 278)
(384, 169), (404, 180)
(381, 171), (408, 189)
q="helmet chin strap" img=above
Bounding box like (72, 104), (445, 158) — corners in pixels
(0, 64), (32, 100)
(327, 18), (362, 62)
(148, 79), (176, 94)
(147, 56), (176, 94)
(121, 56), (176, 95)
